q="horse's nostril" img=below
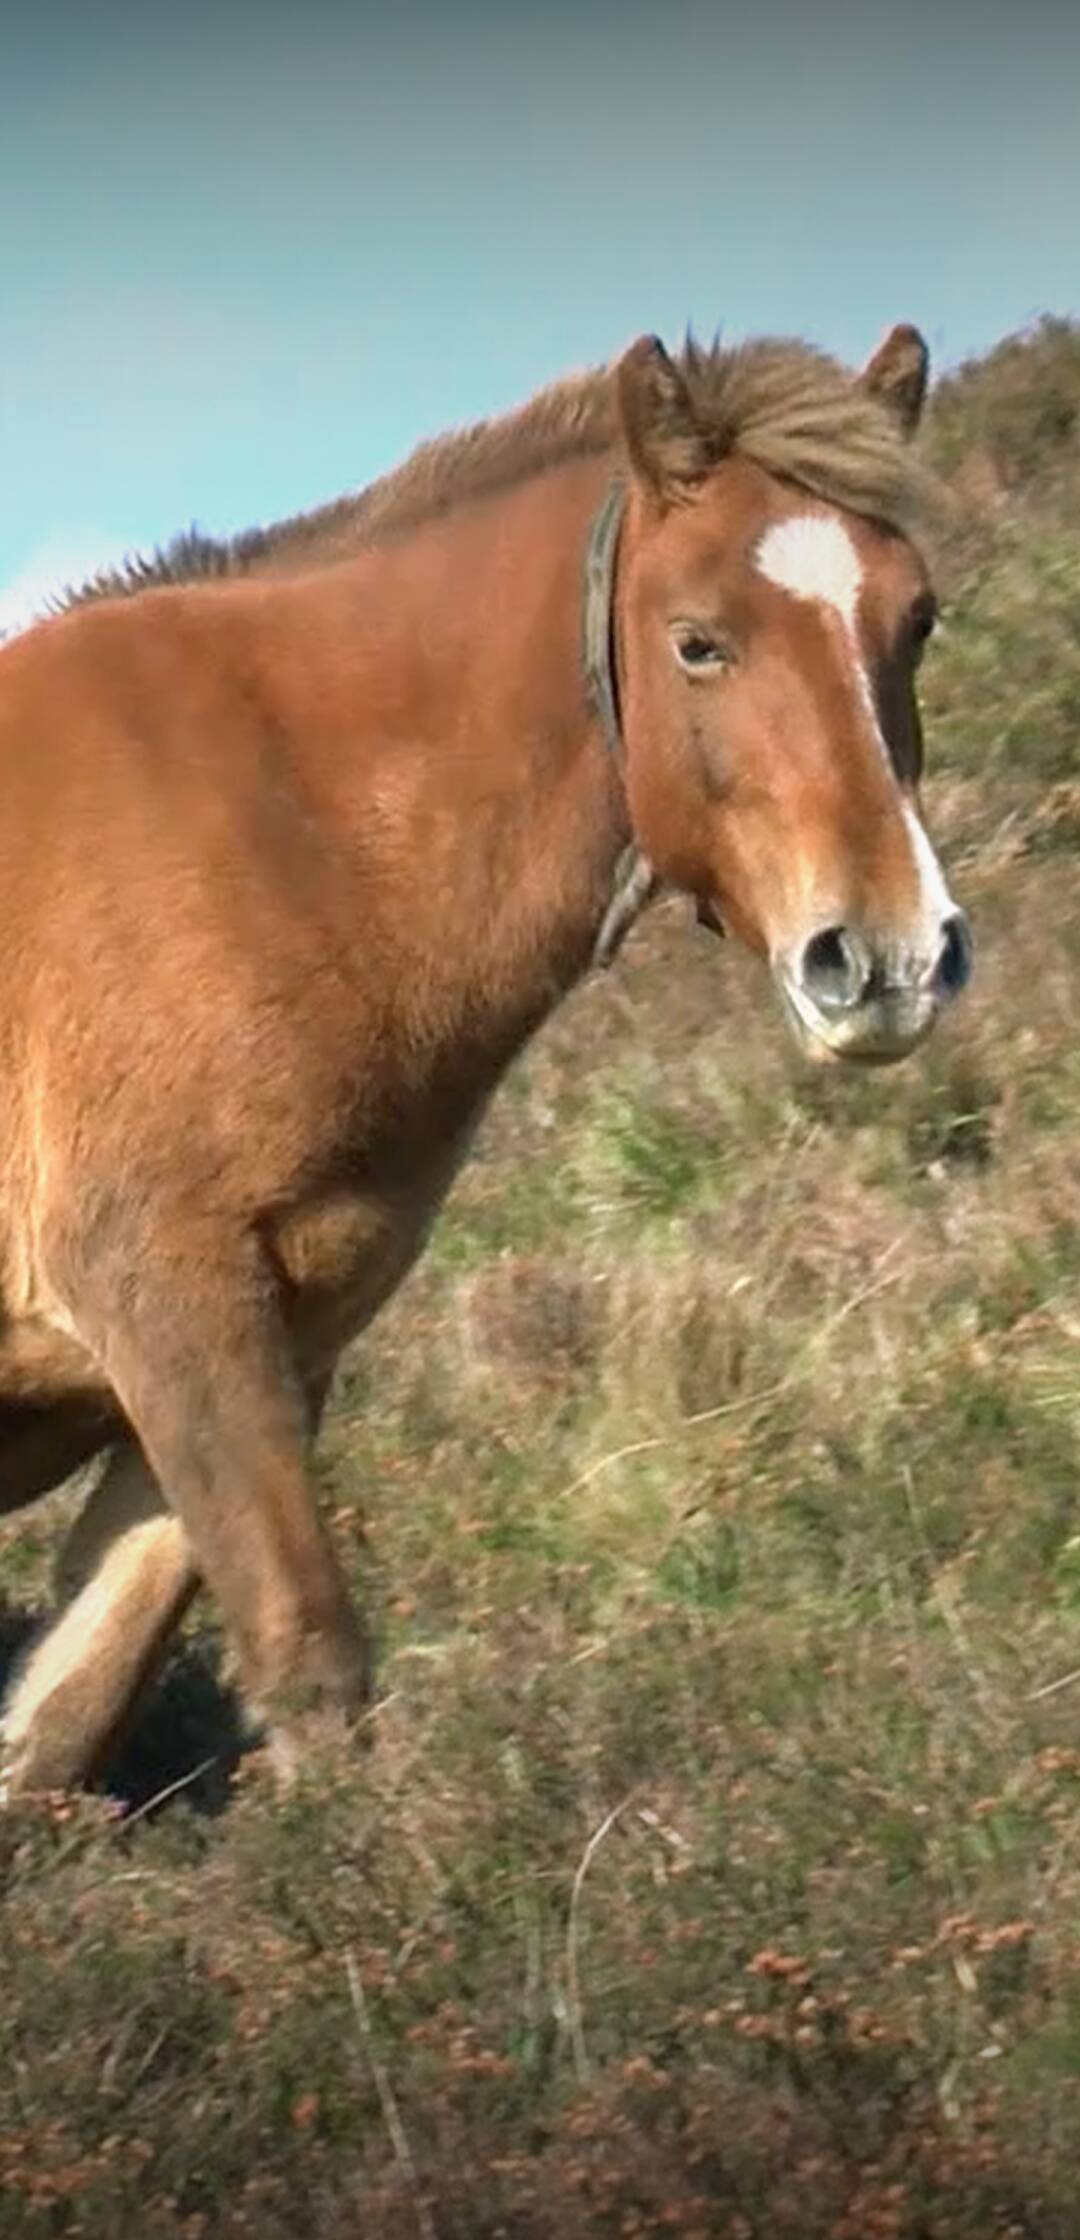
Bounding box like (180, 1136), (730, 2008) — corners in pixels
(799, 925), (870, 1012)
(936, 911), (974, 999)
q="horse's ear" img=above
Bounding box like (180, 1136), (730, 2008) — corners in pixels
(858, 323), (929, 438)
(615, 335), (711, 502)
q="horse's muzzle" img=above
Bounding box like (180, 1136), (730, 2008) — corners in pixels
(775, 910), (973, 1064)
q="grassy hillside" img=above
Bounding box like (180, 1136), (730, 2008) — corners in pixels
(3, 319), (1080, 2238)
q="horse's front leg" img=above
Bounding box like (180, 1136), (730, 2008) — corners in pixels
(47, 1227), (371, 1785)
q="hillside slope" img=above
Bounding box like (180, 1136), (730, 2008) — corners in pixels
(3, 319), (1080, 2238)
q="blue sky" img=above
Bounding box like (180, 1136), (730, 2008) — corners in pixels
(1, 0), (1077, 627)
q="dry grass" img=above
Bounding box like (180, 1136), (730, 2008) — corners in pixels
(3, 320), (1080, 2238)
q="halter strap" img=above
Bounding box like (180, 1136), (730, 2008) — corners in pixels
(582, 477), (628, 767)
(581, 480), (659, 968)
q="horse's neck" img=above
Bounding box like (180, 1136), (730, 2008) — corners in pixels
(255, 457), (632, 1167)
(311, 455), (633, 1025)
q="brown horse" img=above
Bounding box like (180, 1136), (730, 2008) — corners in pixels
(0, 321), (970, 1798)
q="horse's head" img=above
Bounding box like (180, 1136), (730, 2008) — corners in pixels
(613, 324), (971, 1064)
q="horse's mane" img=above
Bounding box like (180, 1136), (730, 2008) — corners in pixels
(61, 335), (925, 611)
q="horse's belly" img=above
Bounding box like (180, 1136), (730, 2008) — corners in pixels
(0, 1312), (110, 1408)
(0, 1318), (119, 1513)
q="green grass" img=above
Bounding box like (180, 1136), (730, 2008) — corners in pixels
(5, 318), (1080, 2236)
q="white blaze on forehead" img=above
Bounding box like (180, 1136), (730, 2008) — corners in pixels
(756, 513), (957, 941)
(756, 511), (883, 759)
(755, 514), (863, 628)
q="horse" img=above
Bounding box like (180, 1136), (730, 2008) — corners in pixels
(0, 320), (971, 1798)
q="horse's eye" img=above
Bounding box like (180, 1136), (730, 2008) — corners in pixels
(672, 626), (731, 674)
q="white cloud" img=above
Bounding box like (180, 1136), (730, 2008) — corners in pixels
(0, 535), (136, 640)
